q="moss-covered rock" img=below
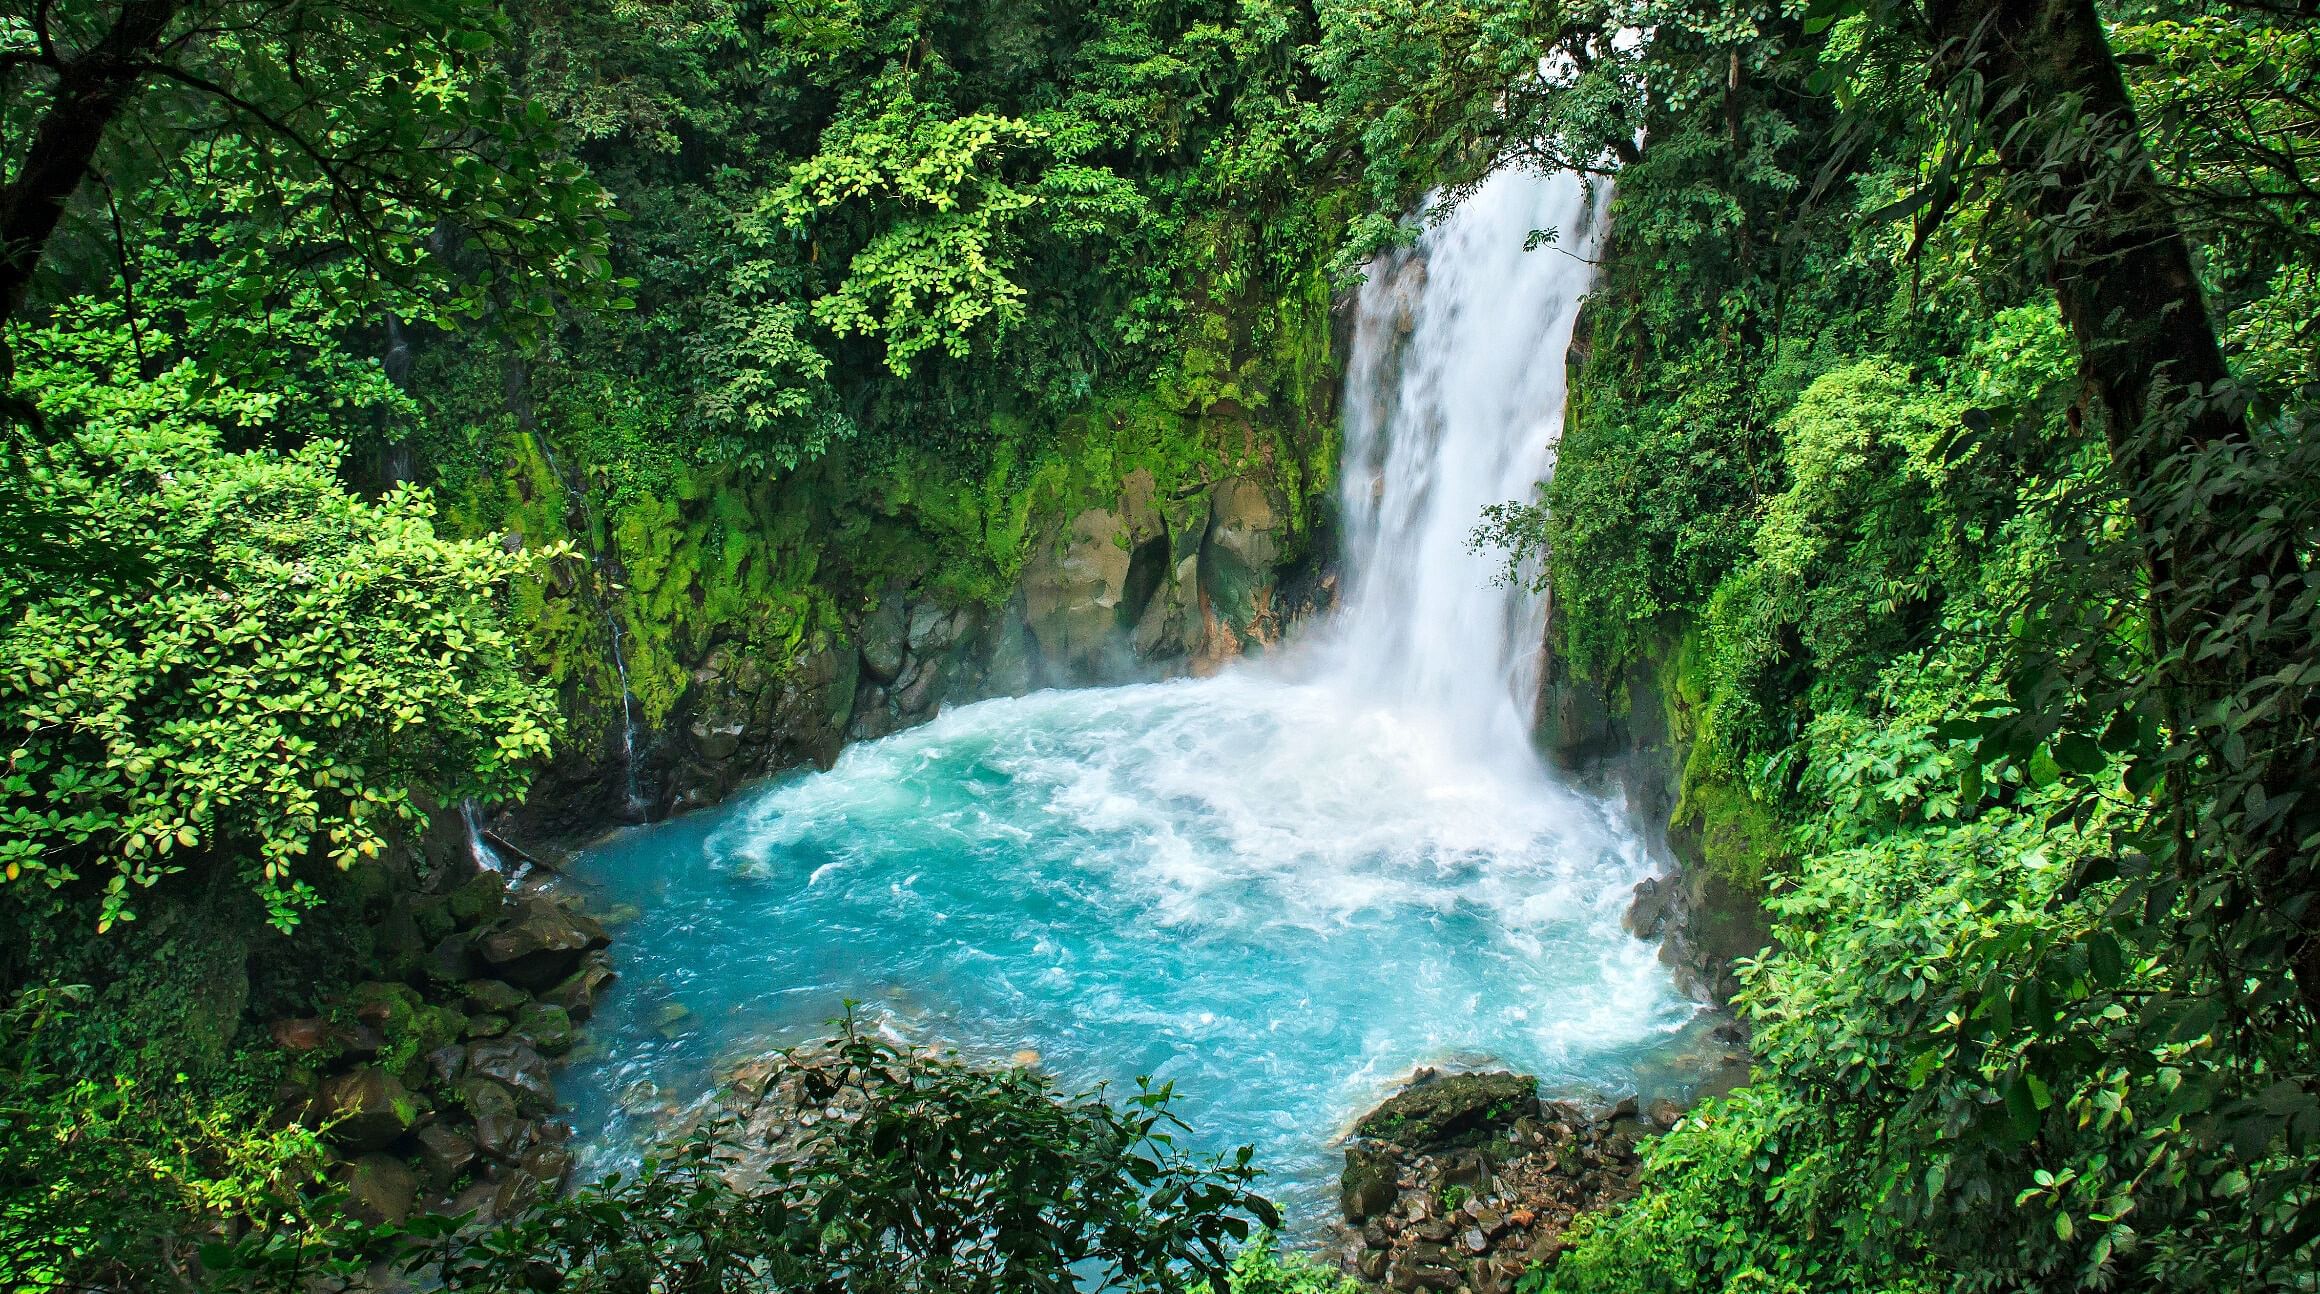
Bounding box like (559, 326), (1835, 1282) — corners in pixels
(1354, 1072), (1540, 1150)
(318, 1066), (416, 1151)
(513, 1002), (573, 1054)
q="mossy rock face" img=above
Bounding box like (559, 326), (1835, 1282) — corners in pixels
(1354, 1071), (1539, 1150)
(342, 1153), (419, 1226)
(513, 1002), (574, 1054)
(1342, 1145), (1399, 1220)
(319, 1067), (417, 1151)
(448, 873), (509, 928)
(462, 979), (529, 1015)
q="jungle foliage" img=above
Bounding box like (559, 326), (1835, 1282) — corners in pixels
(0, 0), (1544, 1286)
(1469, 1), (2320, 1291)
(190, 1021), (1283, 1294)
(1, 0), (2315, 1289)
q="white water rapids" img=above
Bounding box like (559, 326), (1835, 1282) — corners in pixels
(564, 168), (1700, 1220)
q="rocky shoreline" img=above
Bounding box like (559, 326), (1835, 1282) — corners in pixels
(1330, 1064), (1744, 1292)
(267, 863), (617, 1232)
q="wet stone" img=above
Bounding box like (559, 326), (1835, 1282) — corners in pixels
(318, 1067), (413, 1152)
(466, 1037), (556, 1112)
(342, 1153), (418, 1227)
(417, 1123), (477, 1192)
(463, 979), (529, 1015)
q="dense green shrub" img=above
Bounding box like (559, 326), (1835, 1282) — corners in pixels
(0, 315), (557, 931)
(1533, 3), (2320, 1290)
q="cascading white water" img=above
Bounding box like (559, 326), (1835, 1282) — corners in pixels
(563, 166), (1694, 1224)
(1329, 168), (1608, 753)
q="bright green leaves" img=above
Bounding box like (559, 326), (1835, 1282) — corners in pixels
(772, 92), (1149, 379)
(803, 194), (1038, 376)
(779, 107), (1044, 216)
(1, 317), (560, 933)
(407, 1018), (1275, 1294)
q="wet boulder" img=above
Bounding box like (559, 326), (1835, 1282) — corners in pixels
(446, 1180), (500, 1231)
(475, 1111), (534, 1164)
(425, 932), (478, 984)
(416, 1123), (478, 1193)
(318, 1067), (415, 1151)
(447, 872), (508, 928)
(462, 978), (529, 1016)
(342, 1153), (419, 1227)
(539, 951), (616, 1022)
(1622, 875), (1676, 939)
(1355, 1071), (1539, 1150)
(857, 597), (910, 684)
(513, 1002), (574, 1055)
(467, 1037), (557, 1113)
(475, 897), (609, 990)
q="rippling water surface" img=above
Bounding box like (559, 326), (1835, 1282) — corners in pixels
(561, 669), (1701, 1220)
(562, 166), (1707, 1222)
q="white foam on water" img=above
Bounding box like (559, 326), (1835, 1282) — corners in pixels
(566, 167), (1699, 1223)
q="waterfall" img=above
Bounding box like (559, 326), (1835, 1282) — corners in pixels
(1326, 168), (1609, 757)
(603, 611), (646, 817)
(461, 799), (508, 874)
(561, 166), (1698, 1226)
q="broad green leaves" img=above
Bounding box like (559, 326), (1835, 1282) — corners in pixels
(1, 313), (559, 931)
(403, 1020), (1277, 1294)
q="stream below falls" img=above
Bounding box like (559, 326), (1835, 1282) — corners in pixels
(558, 167), (1712, 1224)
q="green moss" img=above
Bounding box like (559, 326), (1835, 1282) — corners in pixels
(418, 195), (1349, 755)
(1651, 626), (1796, 895)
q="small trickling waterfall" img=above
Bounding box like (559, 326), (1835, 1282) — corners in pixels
(562, 166), (1691, 1224)
(601, 610), (646, 817)
(523, 423), (647, 817)
(461, 800), (509, 874)
(1328, 168), (1609, 756)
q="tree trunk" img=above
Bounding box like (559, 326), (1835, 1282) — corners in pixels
(1922, 0), (2319, 1017)
(0, 0), (183, 327)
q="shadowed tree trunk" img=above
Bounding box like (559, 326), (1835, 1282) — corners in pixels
(1922, 0), (2319, 1019)
(0, 0), (183, 327)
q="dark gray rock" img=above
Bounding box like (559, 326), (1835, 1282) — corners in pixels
(426, 1044), (468, 1086)
(1356, 1071), (1538, 1150)
(540, 950), (615, 1022)
(474, 1110), (533, 1163)
(1623, 876), (1675, 939)
(475, 897), (609, 990)
(513, 1002), (573, 1054)
(858, 597), (909, 684)
(318, 1067), (414, 1151)
(467, 1037), (556, 1112)
(342, 1153), (418, 1226)
(459, 1075), (517, 1120)
(520, 1143), (573, 1195)
(416, 1123), (477, 1192)
(426, 932), (478, 984)
(447, 872), (507, 928)
(447, 1179), (499, 1230)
